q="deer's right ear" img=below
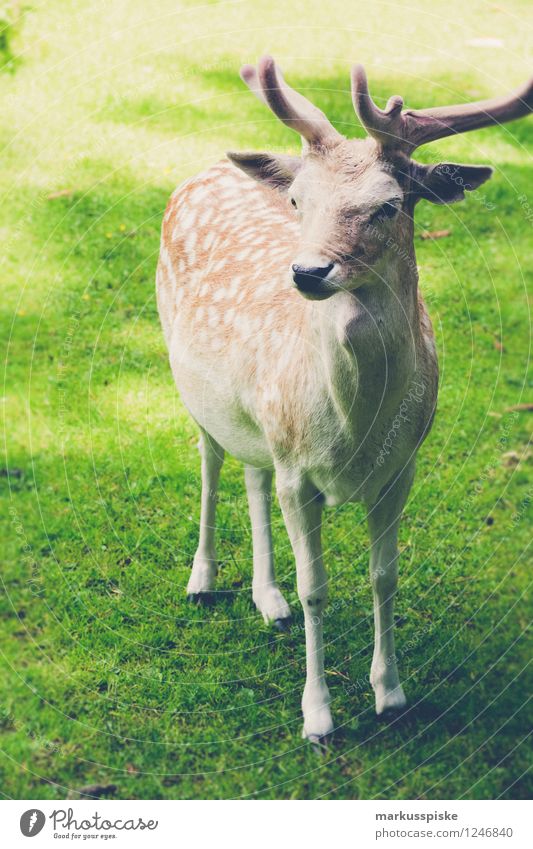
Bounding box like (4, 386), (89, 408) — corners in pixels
(411, 161), (494, 205)
(226, 152), (302, 190)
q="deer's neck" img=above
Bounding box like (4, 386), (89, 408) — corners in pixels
(313, 268), (421, 425)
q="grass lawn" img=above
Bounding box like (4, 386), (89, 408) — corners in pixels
(1, 0), (532, 799)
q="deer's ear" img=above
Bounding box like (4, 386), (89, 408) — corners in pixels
(412, 162), (493, 205)
(226, 151), (302, 190)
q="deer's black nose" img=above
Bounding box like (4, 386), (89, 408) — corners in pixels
(292, 263), (334, 291)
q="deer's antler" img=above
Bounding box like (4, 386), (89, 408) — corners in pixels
(240, 55), (342, 147)
(351, 64), (533, 151)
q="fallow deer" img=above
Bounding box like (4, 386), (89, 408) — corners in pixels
(156, 57), (532, 745)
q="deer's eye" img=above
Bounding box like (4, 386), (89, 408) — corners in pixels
(290, 197), (298, 209)
(371, 201), (400, 222)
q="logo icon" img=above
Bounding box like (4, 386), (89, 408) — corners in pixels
(20, 810), (46, 837)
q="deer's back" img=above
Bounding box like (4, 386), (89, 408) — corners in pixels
(157, 160), (301, 342)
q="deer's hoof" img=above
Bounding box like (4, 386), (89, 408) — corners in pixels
(375, 684), (407, 717)
(273, 616), (292, 633)
(254, 586), (291, 625)
(186, 592), (214, 606)
(306, 733), (331, 756)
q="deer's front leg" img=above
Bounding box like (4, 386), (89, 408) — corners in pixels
(367, 462), (415, 715)
(187, 429), (224, 601)
(276, 471), (332, 742)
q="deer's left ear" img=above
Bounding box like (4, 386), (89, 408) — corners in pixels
(226, 151), (302, 190)
(411, 162), (493, 205)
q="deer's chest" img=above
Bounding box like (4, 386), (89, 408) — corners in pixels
(287, 301), (429, 504)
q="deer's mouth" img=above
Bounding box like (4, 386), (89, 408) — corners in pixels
(296, 282), (338, 301)
(291, 261), (342, 300)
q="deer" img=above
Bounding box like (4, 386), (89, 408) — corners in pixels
(156, 56), (532, 747)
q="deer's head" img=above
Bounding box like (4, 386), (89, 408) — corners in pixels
(228, 57), (532, 300)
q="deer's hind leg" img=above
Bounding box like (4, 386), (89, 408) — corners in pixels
(245, 465), (291, 629)
(187, 428), (224, 602)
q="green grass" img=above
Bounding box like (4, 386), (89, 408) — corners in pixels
(1, 0), (532, 799)
(0, 2), (22, 71)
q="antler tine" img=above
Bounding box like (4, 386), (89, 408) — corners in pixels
(404, 76), (533, 148)
(351, 64), (405, 146)
(240, 64), (269, 106)
(351, 63), (533, 151)
(240, 55), (342, 146)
